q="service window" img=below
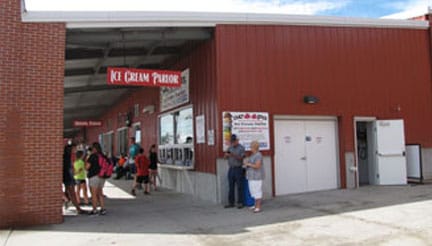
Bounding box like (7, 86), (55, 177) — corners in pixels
(158, 106), (194, 167)
(160, 114), (174, 145)
(176, 107), (193, 144)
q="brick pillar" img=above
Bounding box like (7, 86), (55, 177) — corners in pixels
(0, 0), (65, 228)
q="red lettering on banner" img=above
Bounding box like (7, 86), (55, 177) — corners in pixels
(107, 67), (182, 87)
(73, 120), (102, 127)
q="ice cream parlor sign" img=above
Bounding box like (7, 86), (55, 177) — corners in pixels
(222, 112), (270, 151)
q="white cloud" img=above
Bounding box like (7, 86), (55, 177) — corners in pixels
(381, 0), (431, 19)
(25, 0), (349, 15)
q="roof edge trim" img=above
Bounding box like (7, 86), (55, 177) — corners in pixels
(22, 11), (429, 29)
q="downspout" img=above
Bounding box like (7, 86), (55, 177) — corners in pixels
(20, 0), (27, 20)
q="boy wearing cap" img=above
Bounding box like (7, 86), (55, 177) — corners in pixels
(224, 134), (246, 209)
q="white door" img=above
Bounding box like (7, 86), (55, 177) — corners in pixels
(275, 119), (338, 195)
(305, 121), (338, 192)
(275, 120), (307, 195)
(374, 120), (407, 185)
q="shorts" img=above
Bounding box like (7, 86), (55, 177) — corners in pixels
(63, 172), (75, 187)
(248, 180), (263, 199)
(75, 179), (87, 185)
(88, 176), (106, 188)
(136, 175), (149, 184)
(128, 163), (136, 174)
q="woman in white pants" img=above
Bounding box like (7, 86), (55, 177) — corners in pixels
(243, 140), (264, 213)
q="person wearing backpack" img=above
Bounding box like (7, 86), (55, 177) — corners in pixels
(86, 142), (111, 215)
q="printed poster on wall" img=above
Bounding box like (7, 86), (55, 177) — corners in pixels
(195, 115), (205, 144)
(222, 112), (270, 151)
(207, 129), (215, 146)
(160, 68), (189, 112)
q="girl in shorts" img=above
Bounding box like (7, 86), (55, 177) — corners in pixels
(86, 142), (108, 215)
(74, 150), (89, 205)
(149, 144), (160, 191)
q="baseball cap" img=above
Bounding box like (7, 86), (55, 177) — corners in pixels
(230, 134), (238, 142)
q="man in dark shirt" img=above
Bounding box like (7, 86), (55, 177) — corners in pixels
(224, 134), (246, 209)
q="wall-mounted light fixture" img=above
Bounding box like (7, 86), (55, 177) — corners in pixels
(125, 112), (132, 127)
(303, 96), (319, 104)
(142, 105), (155, 114)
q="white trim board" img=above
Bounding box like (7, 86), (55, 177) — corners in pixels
(21, 11), (429, 30)
(274, 115), (338, 121)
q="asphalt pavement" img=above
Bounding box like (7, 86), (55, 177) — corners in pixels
(1, 179), (432, 246)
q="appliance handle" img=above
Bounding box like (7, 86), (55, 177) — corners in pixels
(377, 152), (406, 157)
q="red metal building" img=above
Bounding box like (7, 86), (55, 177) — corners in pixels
(2, 0), (432, 228)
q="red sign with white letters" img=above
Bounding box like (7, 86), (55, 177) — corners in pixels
(107, 67), (182, 87)
(73, 120), (103, 127)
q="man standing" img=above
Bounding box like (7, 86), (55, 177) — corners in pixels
(127, 137), (140, 179)
(224, 134), (245, 209)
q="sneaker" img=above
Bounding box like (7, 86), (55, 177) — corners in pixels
(77, 209), (88, 215)
(224, 204), (235, 208)
(89, 209), (99, 216)
(131, 189), (136, 196)
(249, 206), (256, 210)
(253, 208), (261, 213)
(99, 208), (107, 216)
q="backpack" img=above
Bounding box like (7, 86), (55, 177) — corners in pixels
(98, 154), (114, 178)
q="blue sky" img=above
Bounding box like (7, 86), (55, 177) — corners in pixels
(25, 0), (432, 19)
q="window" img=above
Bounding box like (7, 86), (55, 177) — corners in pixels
(117, 127), (128, 156)
(160, 114), (174, 145)
(176, 107), (193, 144)
(134, 104), (140, 118)
(158, 106), (194, 167)
(102, 131), (114, 156)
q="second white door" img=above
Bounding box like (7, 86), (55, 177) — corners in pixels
(275, 119), (339, 196)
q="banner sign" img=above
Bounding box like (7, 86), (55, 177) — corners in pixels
(222, 112), (270, 151)
(73, 120), (103, 127)
(160, 69), (190, 112)
(107, 67), (182, 87)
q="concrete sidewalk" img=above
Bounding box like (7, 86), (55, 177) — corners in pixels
(1, 180), (432, 245)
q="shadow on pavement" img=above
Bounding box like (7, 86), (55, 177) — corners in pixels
(20, 179), (432, 235)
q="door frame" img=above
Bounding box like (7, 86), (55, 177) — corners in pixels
(273, 115), (341, 194)
(353, 116), (376, 188)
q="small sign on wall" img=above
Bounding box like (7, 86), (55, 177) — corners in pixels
(160, 69), (190, 112)
(208, 129), (215, 146)
(195, 115), (205, 144)
(73, 120), (102, 127)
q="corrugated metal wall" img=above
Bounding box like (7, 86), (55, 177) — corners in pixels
(86, 87), (160, 155)
(86, 39), (218, 174)
(216, 25), (432, 152)
(173, 39), (218, 174)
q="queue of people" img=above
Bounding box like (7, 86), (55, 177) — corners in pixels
(63, 134), (264, 216)
(62, 138), (160, 216)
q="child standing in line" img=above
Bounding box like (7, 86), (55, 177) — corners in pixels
(74, 150), (89, 205)
(131, 148), (150, 196)
(149, 144), (160, 191)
